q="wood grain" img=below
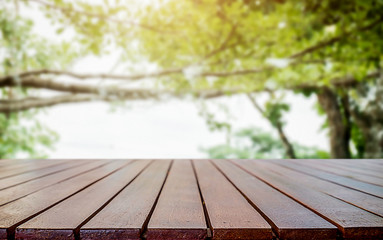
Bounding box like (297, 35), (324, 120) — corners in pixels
(0, 160), (91, 191)
(275, 160), (383, 198)
(0, 159), (382, 240)
(147, 160), (207, 239)
(193, 160), (271, 240)
(16, 160), (150, 240)
(321, 160), (383, 179)
(80, 160), (171, 240)
(0, 161), (108, 206)
(0, 160), (130, 240)
(289, 159), (383, 187)
(0, 160), (66, 180)
(213, 159), (337, 240)
(233, 159), (383, 240)
(265, 160), (383, 218)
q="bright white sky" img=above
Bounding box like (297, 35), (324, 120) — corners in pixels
(17, 1), (329, 158)
(38, 94), (328, 158)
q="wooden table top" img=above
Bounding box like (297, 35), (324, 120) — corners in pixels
(0, 159), (382, 240)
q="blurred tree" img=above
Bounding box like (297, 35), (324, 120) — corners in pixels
(202, 127), (330, 159)
(247, 93), (296, 158)
(1, 0), (382, 158)
(0, 112), (58, 158)
(0, 8), (64, 157)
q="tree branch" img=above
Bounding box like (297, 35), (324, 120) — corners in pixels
(0, 68), (183, 83)
(0, 77), (163, 98)
(0, 70), (379, 113)
(0, 94), (100, 113)
(1, 70), (380, 101)
(202, 24), (239, 60)
(247, 93), (296, 159)
(293, 71), (381, 91)
(0, 89), (233, 112)
(0, 76), (231, 101)
(289, 17), (383, 59)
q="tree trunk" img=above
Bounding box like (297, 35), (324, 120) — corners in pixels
(247, 94), (296, 159)
(317, 88), (351, 158)
(275, 122), (296, 159)
(350, 77), (383, 158)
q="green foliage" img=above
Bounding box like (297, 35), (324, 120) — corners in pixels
(202, 127), (330, 159)
(0, 9), (78, 158)
(132, 0), (383, 92)
(32, 0), (383, 94)
(264, 101), (290, 127)
(350, 123), (365, 158)
(1, 0), (382, 158)
(0, 10), (81, 75)
(0, 112), (58, 158)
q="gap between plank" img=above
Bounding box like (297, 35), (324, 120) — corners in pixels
(0, 161), (69, 181)
(275, 162), (383, 218)
(0, 161), (92, 191)
(298, 160), (383, 183)
(228, 160), (344, 240)
(326, 194), (383, 219)
(210, 160), (279, 240)
(73, 160), (154, 240)
(139, 160), (174, 240)
(191, 160), (213, 239)
(272, 161), (383, 200)
(287, 160), (383, 187)
(0, 162), (113, 208)
(6, 160), (135, 240)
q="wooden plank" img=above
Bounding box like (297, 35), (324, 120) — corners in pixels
(0, 161), (108, 207)
(0, 160), (38, 170)
(290, 160), (383, 187)
(233, 160), (383, 240)
(193, 160), (271, 240)
(0, 160), (91, 190)
(0, 160), (61, 172)
(81, 160), (171, 240)
(260, 160), (383, 218)
(324, 160), (383, 179)
(276, 160), (383, 198)
(317, 160), (383, 180)
(0, 160), (67, 180)
(0, 159), (31, 167)
(363, 160), (383, 165)
(212, 160), (337, 240)
(0, 160), (130, 240)
(147, 160), (207, 239)
(16, 160), (151, 240)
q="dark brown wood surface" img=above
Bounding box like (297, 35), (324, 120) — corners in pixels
(0, 160), (66, 180)
(321, 160), (383, 179)
(0, 160), (92, 190)
(193, 160), (272, 240)
(80, 160), (171, 240)
(274, 160), (383, 198)
(147, 160), (207, 239)
(0, 159), (382, 240)
(15, 160), (150, 240)
(233, 160), (383, 240)
(0, 161), (108, 207)
(288, 159), (383, 187)
(0, 160), (129, 239)
(212, 160), (338, 240)
(268, 160), (383, 217)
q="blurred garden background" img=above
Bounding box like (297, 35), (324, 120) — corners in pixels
(1, 0), (382, 159)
